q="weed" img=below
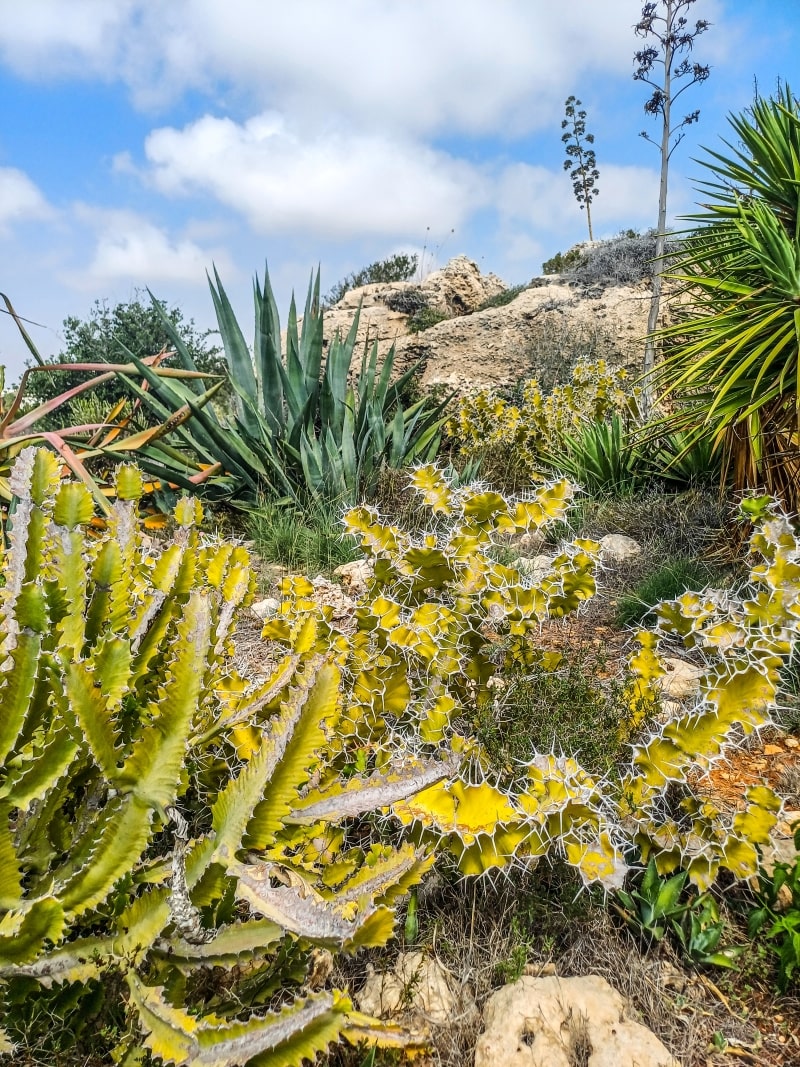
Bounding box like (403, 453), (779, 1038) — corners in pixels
(616, 556), (719, 627)
(407, 306), (450, 333)
(475, 647), (634, 781)
(247, 499), (358, 577)
(477, 284), (527, 311)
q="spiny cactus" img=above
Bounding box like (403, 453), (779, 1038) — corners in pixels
(0, 448), (456, 1065)
(263, 465), (790, 889)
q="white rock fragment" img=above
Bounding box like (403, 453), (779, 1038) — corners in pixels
(251, 597), (281, 621)
(356, 950), (476, 1027)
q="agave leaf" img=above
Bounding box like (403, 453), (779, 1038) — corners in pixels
(253, 266), (285, 437)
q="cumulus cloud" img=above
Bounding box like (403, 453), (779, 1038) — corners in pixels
(0, 0), (727, 134)
(64, 207), (233, 291)
(142, 113), (488, 238)
(0, 1), (138, 80)
(0, 167), (52, 230)
(496, 161), (662, 234)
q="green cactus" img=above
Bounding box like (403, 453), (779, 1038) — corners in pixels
(263, 466), (792, 889)
(0, 448), (455, 1064)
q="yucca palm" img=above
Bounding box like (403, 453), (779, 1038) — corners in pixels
(651, 84), (800, 508)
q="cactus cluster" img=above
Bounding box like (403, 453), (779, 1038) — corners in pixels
(265, 466), (791, 892)
(449, 358), (636, 481)
(0, 448), (454, 1065)
(1, 451), (794, 1062)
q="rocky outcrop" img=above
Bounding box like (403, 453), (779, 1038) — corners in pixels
(320, 254), (660, 392)
(474, 974), (678, 1067)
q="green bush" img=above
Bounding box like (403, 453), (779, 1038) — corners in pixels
(475, 648), (635, 783)
(324, 253), (418, 307)
(477, 284), (527, 311)
(248, 499), (359, 576)
(542, 246), (585, 275)
(407, 306), (450, 333)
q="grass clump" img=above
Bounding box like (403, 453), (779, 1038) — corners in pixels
(475, 648), (635, 781)
(247, 500), (358, 576)
(616, 556), (718, 627)
(477, 284), (527, 311)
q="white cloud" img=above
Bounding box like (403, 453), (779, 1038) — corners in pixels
(0, 167), (52, 230)
(495, 162), (661, 234)
(0, 0), (727, 134)
(64, 207), (233, 291)
(142, 113), (488, 238)
(0, 1), (138, 80)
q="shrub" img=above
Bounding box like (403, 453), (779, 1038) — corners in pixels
(248, 499), (359, 576)
(407, 306), (450, 333)
(542, 246), (585, 275)
(616, 556), (718, 627)
(323, 253), (418, 307)
(542, 232), (683, 287)
(476, 284), (527, 311)
(475, 647), (635, 782)
(449, 358), (637, 488)
(382, 287), (430, 314)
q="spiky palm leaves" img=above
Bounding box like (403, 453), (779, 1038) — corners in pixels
(652, 84), (800, 508)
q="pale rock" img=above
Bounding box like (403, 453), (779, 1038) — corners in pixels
(417, 255), (506, 316)
(309, 576), (357, 629)
(474, 975), (678, 1067)
(657, 657), (704, 701)
(517, 555), (552, 581)
(506, 528), (547, 554)
(333, 558), (374, 597)
(599, 534), (643, 563)
(355, 950), (475, 1027)
(251, 597), (281, 621)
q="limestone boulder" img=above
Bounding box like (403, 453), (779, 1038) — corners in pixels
(599, 534), (643, 563)
(474, 975), (678, 1067)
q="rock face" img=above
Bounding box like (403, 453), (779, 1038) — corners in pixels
(474, 975), (678, 1067)
(319, 255), (659, 392)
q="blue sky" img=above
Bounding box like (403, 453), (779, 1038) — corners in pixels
(0, 0), (798, 380)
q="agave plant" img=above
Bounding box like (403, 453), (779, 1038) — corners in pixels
(539, 414), (646, 495)
(118, 265), (449, 505)
(650, 84), (800, 509)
